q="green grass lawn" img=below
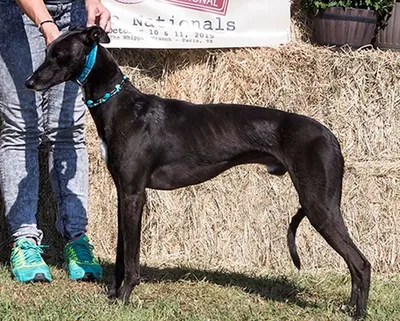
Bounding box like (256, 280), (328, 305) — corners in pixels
(0, 262), (399, 321)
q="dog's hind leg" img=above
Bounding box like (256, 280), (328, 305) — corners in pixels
(305, 207), (371, 319)
(288, 135), (370, 320)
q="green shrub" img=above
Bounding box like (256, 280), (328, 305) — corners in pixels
(300, 0), (395, 15)
(300, 0), (396, 28)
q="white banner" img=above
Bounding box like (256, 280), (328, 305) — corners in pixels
(103, 0), (291, 48)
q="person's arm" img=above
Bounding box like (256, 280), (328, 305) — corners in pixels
(15, 0), (60, 45)
(16, 0), (111, 45)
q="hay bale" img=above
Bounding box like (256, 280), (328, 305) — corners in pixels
(85, 11), (400, 274)
(1, 9), (399, 275)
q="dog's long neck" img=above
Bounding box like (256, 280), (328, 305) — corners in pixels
(81, 45), (125, 102)
(80, 45), (144, 144)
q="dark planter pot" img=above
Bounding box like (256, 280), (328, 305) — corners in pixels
(375, 1), (400, 51)
(313, 7), (377, 48)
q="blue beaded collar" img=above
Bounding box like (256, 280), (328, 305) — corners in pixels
(84, 75), (128, 108)
(76, 44), (128, 108)
(76, 45), (98, 86)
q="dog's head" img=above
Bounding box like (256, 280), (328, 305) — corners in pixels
(26, 26), (110, 91)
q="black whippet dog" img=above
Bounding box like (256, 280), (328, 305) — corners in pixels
(26, 26), (371, 320)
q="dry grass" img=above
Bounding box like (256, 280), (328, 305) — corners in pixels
(1, 5), (399, 276)
(0, 263), (399, 321)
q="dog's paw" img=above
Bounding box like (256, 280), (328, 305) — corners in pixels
(117, 285), (133, 304)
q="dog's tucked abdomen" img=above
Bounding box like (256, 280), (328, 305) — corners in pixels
(146, 151), (287, 190)
(147, 161), (233, 190)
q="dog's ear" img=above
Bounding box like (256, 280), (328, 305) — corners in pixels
(83, 26), (110, 45)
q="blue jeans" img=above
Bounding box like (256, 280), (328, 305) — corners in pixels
(0, 0), (89, 244)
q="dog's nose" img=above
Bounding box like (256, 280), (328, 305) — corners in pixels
(25, 77), (35, 89)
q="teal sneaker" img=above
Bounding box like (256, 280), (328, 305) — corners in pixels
(64, 234), (103, 281)
(10, 238), (52, 283)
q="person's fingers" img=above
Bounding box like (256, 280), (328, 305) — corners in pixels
(86, 5), (97, 26)
(98, 10), (111, 31)
(104, 19), (111, 33)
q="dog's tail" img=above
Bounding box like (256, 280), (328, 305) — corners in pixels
(287, 208), (306, 270)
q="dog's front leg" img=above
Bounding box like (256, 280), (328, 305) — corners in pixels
(108, 195), (124, 299)
(117, 189), (146, 303)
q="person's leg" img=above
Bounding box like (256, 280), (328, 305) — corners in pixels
(0, 3), (51, 282)
(44, 1), (88, 241)
(45, 0), (102, 280)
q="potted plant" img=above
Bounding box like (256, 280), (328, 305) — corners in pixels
(375, 0), (400, 50)
(300, 0), (395, 48)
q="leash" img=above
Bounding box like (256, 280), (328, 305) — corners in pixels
(76, 44), (128, 108)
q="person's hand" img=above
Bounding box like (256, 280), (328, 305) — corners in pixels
(85, 0), (111, 32)
(41, 22), (61, 45)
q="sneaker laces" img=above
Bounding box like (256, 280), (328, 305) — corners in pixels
(12, 240), (48, 266)
(66, 239), (96, 264)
